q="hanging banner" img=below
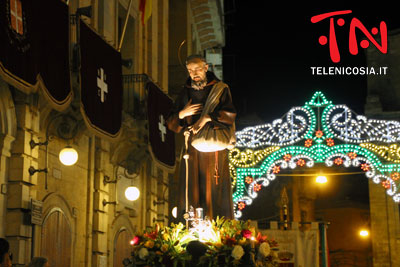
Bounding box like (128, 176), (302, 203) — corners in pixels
(0, 0), (39, 92)
(79, 19), (123, 139)
(147, 82), (175, 167)
(0, 0), (72, 110)
(37, 0), (72, 110)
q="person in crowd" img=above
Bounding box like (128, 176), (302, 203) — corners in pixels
(0, 238), (12, 267)
(27, 257), (50, 267)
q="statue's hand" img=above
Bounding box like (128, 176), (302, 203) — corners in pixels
(179, 99), (203, 119)
(192, 115), (211, 134)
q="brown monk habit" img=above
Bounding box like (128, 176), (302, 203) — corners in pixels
(167, 71), (236, 221)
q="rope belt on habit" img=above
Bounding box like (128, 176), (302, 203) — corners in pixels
(214, 150), (219, 185)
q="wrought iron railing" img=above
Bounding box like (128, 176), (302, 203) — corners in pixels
(122, 74), (149, 119)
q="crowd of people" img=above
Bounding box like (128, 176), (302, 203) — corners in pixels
(0, 238), (49, 267)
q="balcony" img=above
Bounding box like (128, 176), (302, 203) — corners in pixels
(122, 74), (148, 120)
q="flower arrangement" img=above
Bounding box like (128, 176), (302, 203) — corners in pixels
(127, 217), (279, 267)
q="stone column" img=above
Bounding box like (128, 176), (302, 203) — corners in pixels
(92, 137), (112, 266)
(0, 133), (15, 237)
(6, 92), (40, 265)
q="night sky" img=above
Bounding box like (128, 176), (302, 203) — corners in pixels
(222, 3), (400, 219)
(222, 3), (400, 127)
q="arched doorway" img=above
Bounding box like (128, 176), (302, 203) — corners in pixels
(114, 228), (132, 267)
(41, 208), (72, 267)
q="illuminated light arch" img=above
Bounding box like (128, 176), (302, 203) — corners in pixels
(230, 91), (400, 219)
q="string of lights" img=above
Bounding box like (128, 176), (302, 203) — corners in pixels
(230, 92), (400, 218)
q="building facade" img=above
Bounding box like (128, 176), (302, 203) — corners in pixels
(0, 0), (225, 266)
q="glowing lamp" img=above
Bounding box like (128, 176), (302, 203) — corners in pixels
(359, 230), (369, 237)
(172, 206), (177, 218)
(316, 175), (327, 184)
(59, 146), (78, 166)
(125, 186), (140, 201)
(191, 141), (227, 152)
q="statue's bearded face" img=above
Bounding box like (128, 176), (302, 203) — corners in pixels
(187, 61), (208, 83)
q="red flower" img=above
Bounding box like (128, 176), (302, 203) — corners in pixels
(382, 180), (391, 189)
(245, 176), (253, 184)
(315, 130), (324, 138)
(326, 138), (334, 147)
(253, 183), (262, 192)
(237, 202), (246, 210)
(297, 159), (305, 167)
(361, 163), (370, 172)
(283, 154), (292, 161)
(347, 152), (357, 159)
(256, 232), (268, 243)
(241, 229), (252, 239)
(224, 236), (236, 247)
(305, 139), (313, 148)
(272, 165), (281, 174)
(144, 229), (158, 240)
(391, 172), (400, 181)
(334, 158), (343, 165)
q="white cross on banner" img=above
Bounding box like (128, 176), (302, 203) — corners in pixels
(147, 82), (175, 167)
(159, 115), (166, 142)
(79, 19), (123, 139)
(10, 0), (23, 34)
(97, 68), (108, 103)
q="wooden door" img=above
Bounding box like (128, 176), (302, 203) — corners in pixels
(114, 229), (132, 267)
(41, 209), (72, 267)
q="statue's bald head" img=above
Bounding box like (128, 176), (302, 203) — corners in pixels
(185, 54), (207, 66)
(186, 55), (208, 83)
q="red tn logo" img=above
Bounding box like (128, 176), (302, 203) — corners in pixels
(311, 10), (387, 63)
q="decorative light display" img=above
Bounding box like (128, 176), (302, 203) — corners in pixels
(229, 147), (281, 168)
(305, 139), (313, 147)
(334, 157), (343, 165)
(306, 91), (332, 107)
(382, 180), (391, 189)
(347, 152), (357, 159)
(272, 165), (281, 174)
(321, 104), (400, 143)
(283, 154), (292, 161)
(315, 130), (324, 138)
(231, 91), (400, 218)
(360, 143), (400, 163)
(361, 163), (370, 172)
(229, 147), (280, 188)
(245, 176), (254, 184)
(391, 172), (400, 181)
(254, 183), (262, 192)
(238, 202), (246, 210)
(297, 158), (306, 166)
(326, 138), (335, 147)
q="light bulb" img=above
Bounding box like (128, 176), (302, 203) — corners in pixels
(125, 186), (140, 201)
(316, 175), (327, 184)
(172, 206), (177, 218)
(359, 229), (369, 237)
(59, 146), (78, 166)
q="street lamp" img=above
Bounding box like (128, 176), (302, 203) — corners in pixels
(359, 229), (369, 238)
(59, 146), (79, 166)
(125, 186), (140, 201)
(29, 113), (79, 189)
(316, 175), (328, 184)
